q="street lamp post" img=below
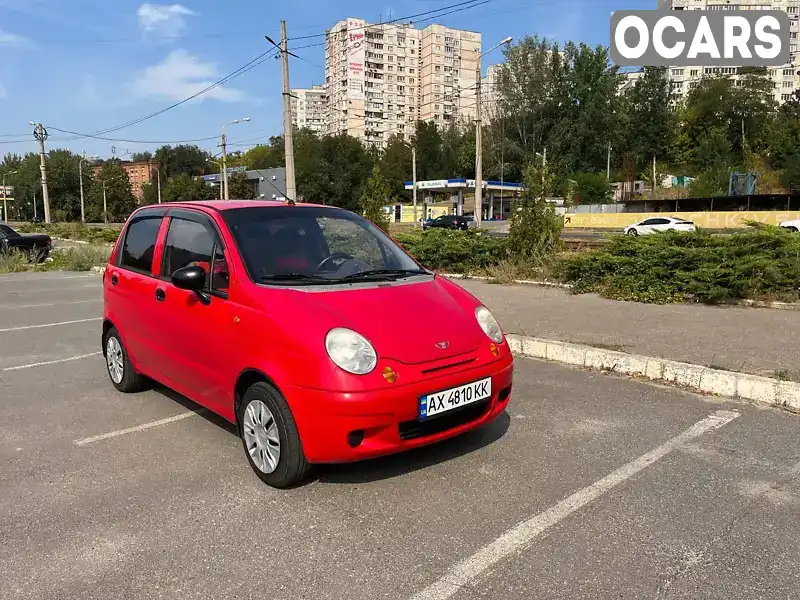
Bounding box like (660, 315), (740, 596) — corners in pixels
(221, 118), (251, 200)
(102, 179), (107, 224)
(474, 36), (512, 228)
(79, 154), (99, 223)
(2, 170), (18, 223)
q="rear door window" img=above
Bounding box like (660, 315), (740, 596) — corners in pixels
(119, 216), (163, 274)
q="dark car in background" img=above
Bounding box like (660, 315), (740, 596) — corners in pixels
(423, 214), (471, 231)
(0, 224), (52, 262)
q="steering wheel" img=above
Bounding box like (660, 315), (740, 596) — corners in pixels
(316, 252), (353, 272)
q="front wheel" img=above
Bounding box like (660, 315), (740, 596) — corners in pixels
(627, 229), (639, 237)
(104, 327), (146, 392)
(238, 382), (310, 488)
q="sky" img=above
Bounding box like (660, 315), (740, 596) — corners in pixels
(0, 0), (653, 160)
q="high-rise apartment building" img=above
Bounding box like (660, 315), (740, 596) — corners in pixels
(324, 17), (481, 148)
(291, 85), (328, 134)
(660, 0), (800, 104)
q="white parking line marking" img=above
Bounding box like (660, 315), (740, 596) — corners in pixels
(74, 412), (200, 446)
(0, 275), (94, 283)
(410, 410), (741, 600)
(0, 317), (101, 332)
(0, 299), (101, 310)
(3, 284), (99, 294)
(2, 352), (102, 372)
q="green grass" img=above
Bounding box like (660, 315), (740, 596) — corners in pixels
(0, 246), (110, 274)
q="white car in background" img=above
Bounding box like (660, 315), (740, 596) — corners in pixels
(624, 216), (697, 237)
(779, 219), (800, 232)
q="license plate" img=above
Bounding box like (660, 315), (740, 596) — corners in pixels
(419, 377), (492, 420)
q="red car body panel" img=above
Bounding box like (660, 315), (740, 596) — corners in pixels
(103, 201), (514, 463)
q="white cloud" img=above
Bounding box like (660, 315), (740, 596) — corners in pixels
(137, 3), (195, 37)
(130, 50), (246, 102)
(0, 29), (32, 48)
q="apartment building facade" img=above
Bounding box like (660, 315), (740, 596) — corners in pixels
(92, 160), (153, 200)
(660, 0), (800, 104)
(291, 85), (328, 134)
(324, 17), (481, 148)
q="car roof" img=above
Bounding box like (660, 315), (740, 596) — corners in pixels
(154, 200), (330, 212)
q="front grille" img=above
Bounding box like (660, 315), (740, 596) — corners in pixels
(420, 357), (476, 375)
(398, 398), (491, 441)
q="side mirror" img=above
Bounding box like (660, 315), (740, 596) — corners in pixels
(172, 265), (207, 291)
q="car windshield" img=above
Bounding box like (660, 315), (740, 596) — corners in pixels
(222, 205), (426, 285)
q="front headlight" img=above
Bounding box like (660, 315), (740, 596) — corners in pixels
(325, 328), (377, 375)
(475, 306), (503, 343)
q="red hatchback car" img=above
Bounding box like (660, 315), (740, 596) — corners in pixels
(102, 201), (514, 487)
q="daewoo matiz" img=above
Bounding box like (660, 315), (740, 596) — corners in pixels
(103, 201), (514, 487)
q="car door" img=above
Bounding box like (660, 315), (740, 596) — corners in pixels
(650, 218), (672, 232)
(155, 209), (236, 414)
(105, 212), (168, 378)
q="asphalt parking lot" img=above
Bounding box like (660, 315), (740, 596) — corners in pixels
(1, 272), (799, 600)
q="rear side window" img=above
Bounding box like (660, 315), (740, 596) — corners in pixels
(120, 216), (162, 273)
(163, 218), (214, 277)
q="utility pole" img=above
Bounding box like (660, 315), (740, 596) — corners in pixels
(412, 146), (418, 227)
(31, 122), (51, 223)
(652, 154), (657, 195)
(2, 170), (17, 223)
(154, 166), (162, 203)
(281, 21), (296, 202)
(221, 131), (229, 200)
(474, 64), (483, 228)
(33, 192), (37, 221)
(606, 142), (612, 180)
(102, 180), (108, 224)
(79, 157), (86, 224)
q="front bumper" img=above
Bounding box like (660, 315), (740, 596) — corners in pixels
(283, 353), (514, 463)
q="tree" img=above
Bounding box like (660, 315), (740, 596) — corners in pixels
(572, 172), (612, 205)
(508, 156), (561, 259)
(379, 135), (413, 199)
(623, 67), (675, 172)
(360, 165), (391, 231)
(162, 173), (218, 203)
(413, 121), (444, 180)
(154, 144), (211, 179)
(228, 173), (255, 199)
(140, 182), (159, 205)
(131, 151), (153, 162)
(87, 162), (136, 222)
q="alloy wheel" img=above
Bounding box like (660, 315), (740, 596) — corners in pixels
(242, 400), (281, 474)
(106, 336), (124, 384)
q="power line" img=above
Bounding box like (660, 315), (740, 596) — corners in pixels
(288, 0), (492, 41)
(45, 127), (221, 144)
(53, 48), (278, 139)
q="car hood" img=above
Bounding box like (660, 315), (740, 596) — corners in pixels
(275, 277), (487, 365)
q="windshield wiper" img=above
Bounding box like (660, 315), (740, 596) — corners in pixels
(339, 268), (428, 281)
(259, 273), (334, 285)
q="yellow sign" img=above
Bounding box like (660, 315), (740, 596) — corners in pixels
(398, 205), (450, 223)
(563, 211), (800, 229)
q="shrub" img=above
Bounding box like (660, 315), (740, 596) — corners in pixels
(395, 229), (509, 273)
(508, 159), (562, 260)
(16, 222), (121, 244)
(558, 225), (800, 304)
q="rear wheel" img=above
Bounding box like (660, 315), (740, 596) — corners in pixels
(104, 327), (146, 393)
(790, 226), (799, 233)
(238, 382), (310, 488)
(627, 228), (639, 237)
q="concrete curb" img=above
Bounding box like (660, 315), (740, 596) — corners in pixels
(506, 334), (800, 412)
(443, 273), (800, 310)
(90, 266), (106, 275)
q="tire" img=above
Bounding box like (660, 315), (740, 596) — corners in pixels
(104, 327), (146, 393)
(790, 227), (799, 233)
(627, 228), (639, 237)
(238, 382), (311, 488)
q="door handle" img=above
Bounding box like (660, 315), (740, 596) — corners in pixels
(111, 274), (118, 286)
(155, 288), (166, 302)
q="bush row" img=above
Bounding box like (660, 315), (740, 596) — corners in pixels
(558, 226), (800, 304)
(394, 229), (510, 274)
(16, 222), (121, 244)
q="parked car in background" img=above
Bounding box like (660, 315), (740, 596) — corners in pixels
(624, 216), (696, 237)
(102, 201), (514, 488)
(0, 223), (52, 261)
(423, 214), (470, 231)
(779, 219), (800, 232)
